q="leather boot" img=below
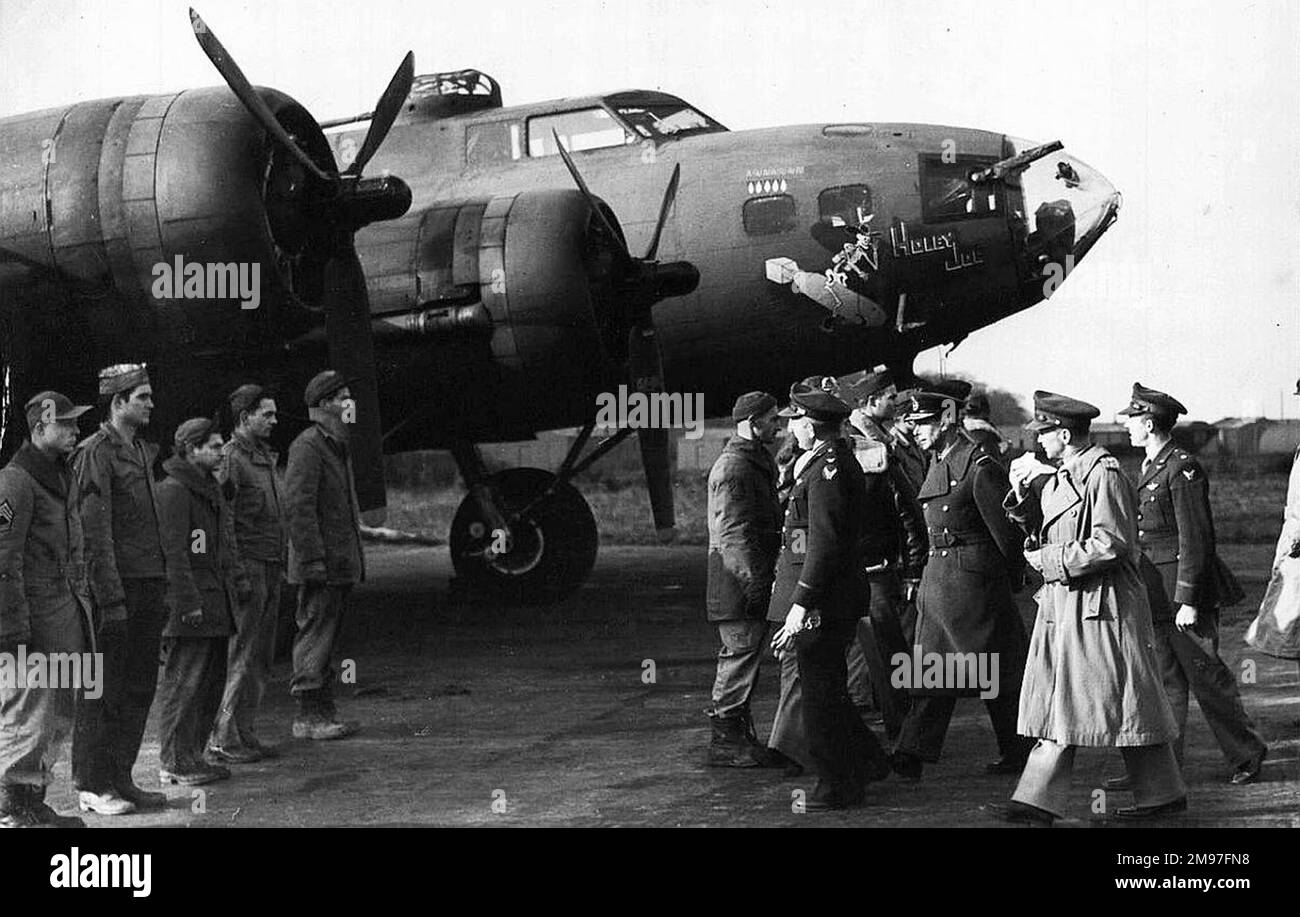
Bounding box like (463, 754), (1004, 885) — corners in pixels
(28, 785), (87, 828)
(293, 689), (358, 741)
(0, 784), (47, 828)
(706, 710), (764, 768)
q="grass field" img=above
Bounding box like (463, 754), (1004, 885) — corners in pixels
(383, 468), (1291, 548)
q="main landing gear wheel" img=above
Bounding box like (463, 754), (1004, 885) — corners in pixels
(450, 467), (598, 604)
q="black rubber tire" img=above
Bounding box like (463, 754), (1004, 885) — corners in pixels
(449, 467), (598, 604)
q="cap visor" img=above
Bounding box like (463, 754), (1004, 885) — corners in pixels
(1023, 419), (1058, 432)
(56, 405), (92, 420)
(777, 405), (803, 418)
(901, 411), (940, 423)
(1115, 406), (1146, 417)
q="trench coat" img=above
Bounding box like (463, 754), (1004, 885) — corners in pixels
(911, 432), (1026, 695)
(1009, 445), (1178, 747)
(1246, 445), (1300, 658)
(706, 436), (781, 622)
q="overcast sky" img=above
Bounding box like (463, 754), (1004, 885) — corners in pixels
(3, 0), (1298, 421)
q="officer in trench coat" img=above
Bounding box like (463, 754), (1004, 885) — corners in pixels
(986, 392), (1186, 825)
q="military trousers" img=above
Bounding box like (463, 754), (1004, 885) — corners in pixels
(846, 571), (912, 734)
(212, 560), (282, 748)
(796, 616), (889, 793)
(1153, 618), (1267, 769)
(769, 646), (809, 768)
(156, 636), (227, 771)
(710, 619), (768, 719)
(72, 577), (166, 794)
(896, 691), (1030, 764)
(0, 593), (86, 787)
(1013, 738), (1186, 818)
(290, 583), (351, 697)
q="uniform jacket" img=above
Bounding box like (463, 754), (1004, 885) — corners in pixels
(767, 438), (868, 624)
(706, 436), (781, 622)
(850, 411), (928, 496)
(0, 442), (95, 648)
(218, 430), (286, 564)
(285, 423), (365, 585)
(72, 423), (165, 619)
(847, 433), (928, 578)
(1135, 440), (1242, 616)
(1008, 444), (1178, 746)
(912, 431), (1026, 694)
(1247, 445), (1300, 658)
(157, 456), (244, 638)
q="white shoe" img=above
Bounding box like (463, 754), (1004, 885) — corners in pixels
(77, 790), (137, 816)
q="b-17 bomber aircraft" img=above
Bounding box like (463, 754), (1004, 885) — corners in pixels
(0, 9), (1120, 601)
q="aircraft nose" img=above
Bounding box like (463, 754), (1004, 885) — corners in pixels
(1006, 136), (1120, 294)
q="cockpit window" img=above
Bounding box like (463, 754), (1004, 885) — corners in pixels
(920, 156), (1003, 222)
(527, 108), (636, 157)
(818, 185), (873, 227)
(614, 103), (723, 140)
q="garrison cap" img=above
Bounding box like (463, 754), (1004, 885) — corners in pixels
(731, 391), (777, 423)
(965, 391), (991, 419)
(229, 383), (267, 419)
(24, 391), (91, 430)
(304, 370), (350, 408)
(899, 391), (960, 424)
(1117, 382), (1187, 420)
(98, 363), (150, 397)
(174, 417), (216, 449)
(778, 376), (852, 421)
(1025, 390), (1101, 432)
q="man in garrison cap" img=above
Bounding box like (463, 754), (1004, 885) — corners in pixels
(284, 371), (365, 741)
(703, 392), (784, 768)
(0, 392), (94, 827)
(1110, 383), (1267, 788)
(767, 378), (890, 809)
(987, 391), (1185, 824)
(154, 419), (247, 787)
(70, 364), (169, 816)
(889, 387), (1033, 782)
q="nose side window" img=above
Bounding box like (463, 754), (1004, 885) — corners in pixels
(742, 194), (797, 235)
(818, 184), (873, 227)
(920, 155), (1001, 223)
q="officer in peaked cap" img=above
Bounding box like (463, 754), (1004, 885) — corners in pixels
(988, 389), (1187, 824)
(1114, 383), (1267, 787)
(766, 377), (889, 809)
(889, 387), (1032, 781)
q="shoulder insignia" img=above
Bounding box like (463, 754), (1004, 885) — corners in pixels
(1182, 468), (1197, 481)
(823, 464), (838, 480)
(1100, 455), (1120, 470)
(0, 499), (12, 535)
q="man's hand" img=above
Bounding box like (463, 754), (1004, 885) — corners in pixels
(1024, 548), (1044, 573)
(1009, 453), (1055, 492)
(181, 608), (204, 628)
(1175, 604), (1198, 632)
(903, 579), (920, 604)
(772, 604), (818, 654)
